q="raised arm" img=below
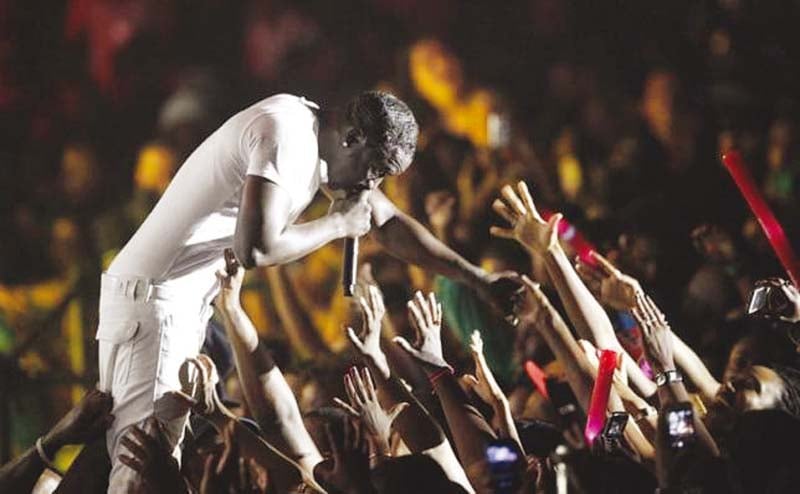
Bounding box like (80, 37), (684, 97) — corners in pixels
(631, 294), (720, 458)
(491, 182), (656, 398)
(214, 250), (323, 479)
(347, 284), (474, 492)
(394, 292), (498, 493)
(577, 252), (722, 401)
(0, 389), (113, 494)
(234, 176), (371, 268)
(368, 189), (521, 318)
(519, 277), (655, 462)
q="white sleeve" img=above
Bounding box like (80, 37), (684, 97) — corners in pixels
(245, 133), (286, 189)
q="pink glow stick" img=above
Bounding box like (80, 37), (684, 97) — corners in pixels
(524, 360), (550, 400)
(584, 349), (617, 446)
(721, 151), (800, 286)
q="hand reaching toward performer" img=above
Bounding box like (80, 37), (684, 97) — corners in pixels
(393, 291), (452, 372)
(576, 251), (643, 311)
(490, 181), (562, 256)
(119, 417), (188, 494)
(347, 285), (391, 380)
(334, 367), (408, 457)
(631, 294), (675, 373)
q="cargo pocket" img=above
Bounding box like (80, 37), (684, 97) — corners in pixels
(97, 319), (140, 389)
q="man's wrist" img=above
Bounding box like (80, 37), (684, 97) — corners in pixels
(331, 212), (347, 238)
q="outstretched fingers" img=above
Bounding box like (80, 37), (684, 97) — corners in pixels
(516, 181), (541, 220)
(501, 184), (528, 217)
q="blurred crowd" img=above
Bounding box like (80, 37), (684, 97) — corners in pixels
(3, 0), (800, 492)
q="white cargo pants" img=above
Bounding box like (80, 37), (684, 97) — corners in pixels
(96, 273), (212, 493)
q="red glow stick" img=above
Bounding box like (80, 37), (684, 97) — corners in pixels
(721, 151), (800, 286)
(524, 360), (550, 400)
(584, 349), (617, 446)
(542, 210), (598, 267)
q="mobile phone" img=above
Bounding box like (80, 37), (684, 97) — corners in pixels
(603, 412), (628, 439)
(747, 278), (791, 319)
(485, 439), (524, 494)
(664, 403), (696, 449)
(595, 411), (628, 454)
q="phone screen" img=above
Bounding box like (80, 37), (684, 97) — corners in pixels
(666, 408), (696, 448)
(748, 286), (769, 315)
(486, 440), (523, 494)
(604, 412), (628, 438)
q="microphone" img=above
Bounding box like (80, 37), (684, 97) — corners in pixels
(343, 236), (358, 297)
(342, 184), (372, 297)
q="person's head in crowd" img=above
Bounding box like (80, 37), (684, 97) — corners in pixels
(371, 454), (469, 494)
(708, 362), (800, 438)
(319, 90), (419, 191)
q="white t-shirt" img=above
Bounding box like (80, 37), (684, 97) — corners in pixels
(108, 94), (326, 304)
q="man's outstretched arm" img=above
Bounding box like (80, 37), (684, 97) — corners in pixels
(368, 189), (520, 315)
(234, 176), (371, 268)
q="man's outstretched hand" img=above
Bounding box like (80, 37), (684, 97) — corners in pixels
(476, 270), (525, 326)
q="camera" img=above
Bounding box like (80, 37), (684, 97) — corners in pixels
(747, 278), (792, 319)
(485, 439), (524, 494)
(664, 403), (696, 449)
(594, 411), (628, 454)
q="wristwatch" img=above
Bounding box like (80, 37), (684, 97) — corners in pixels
(654, 369), (682, 387)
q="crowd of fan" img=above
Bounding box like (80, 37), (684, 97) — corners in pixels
(4, 1), (800, 493)
(1, 179), (800, 493)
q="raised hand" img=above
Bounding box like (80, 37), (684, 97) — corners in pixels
(42, 388), (114, 449)
(490, 181), (562, 256)
(347, 284), (391, 379)
(334, 367), (408, 455)
(631, 293), (674, 373)
(575, 251), (643, 311)
(393, 291), (451, 372)
(463, 331), (505, 407)
(119, 417), (188, 493)
(215, 248), (245, 312)
(200, 420), (263, 494)
(313, 418), (373, 494)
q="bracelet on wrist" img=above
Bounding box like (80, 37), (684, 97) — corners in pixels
(428, 367), (453, 387)
(654, 369), (683, 387)
(35, 437), (62, 475)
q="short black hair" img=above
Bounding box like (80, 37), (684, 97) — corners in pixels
(344, 90), (419, 172)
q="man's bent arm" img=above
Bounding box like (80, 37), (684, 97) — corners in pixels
(234, 176), (346, 268)
(368, 190), (487, 287)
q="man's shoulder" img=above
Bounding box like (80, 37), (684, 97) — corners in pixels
(246, 94), (320, 118)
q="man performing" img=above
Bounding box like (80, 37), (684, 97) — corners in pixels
(97, 91), (519, 490)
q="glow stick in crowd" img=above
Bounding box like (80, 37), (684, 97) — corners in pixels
(584, 349), (618, 446)
(524, 360), (550, 400)
(721, 151), (800, 286)
(542, 210), (598, 267)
